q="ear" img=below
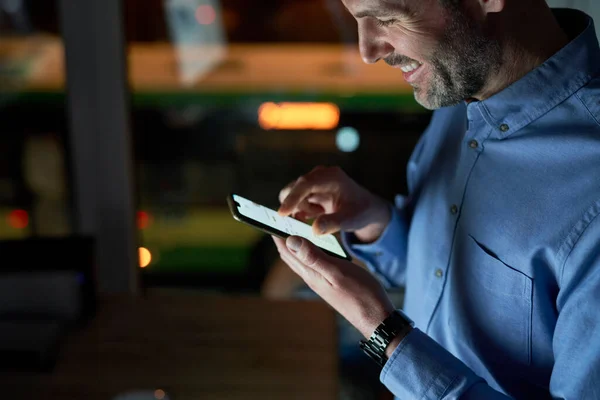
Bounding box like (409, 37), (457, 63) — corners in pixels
(479, 0), (505, 13)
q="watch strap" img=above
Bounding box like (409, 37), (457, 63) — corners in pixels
(359, 310), (413, 367)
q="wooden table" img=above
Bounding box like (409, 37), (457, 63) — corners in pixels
(2, 295), (338, 400)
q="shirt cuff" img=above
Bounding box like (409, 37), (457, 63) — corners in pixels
(381, 329), (483, 399)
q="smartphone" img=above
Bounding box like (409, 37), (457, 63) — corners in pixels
(227, 194), (351, 260)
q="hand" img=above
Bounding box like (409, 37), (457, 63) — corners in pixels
(278, 166), (391, 243)
(272, 235), (395, 339)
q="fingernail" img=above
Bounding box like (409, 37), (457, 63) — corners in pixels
(286, 236), (302, 252)
(318, 221), (328, 234)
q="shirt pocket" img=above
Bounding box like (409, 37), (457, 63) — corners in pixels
(450, 235), (533, 367)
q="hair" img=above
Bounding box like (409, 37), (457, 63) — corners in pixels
(438, 0), (462, 10)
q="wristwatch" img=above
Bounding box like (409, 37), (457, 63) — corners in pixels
(360, 310), (414, 367)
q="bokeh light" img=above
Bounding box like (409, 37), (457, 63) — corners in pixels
(7, 209), (29, 229)
(195, 5), (216, 25)
(336, 127), (360, 152)
(154, 389), (166, 400)
(137, 210), (152, 230)
(258, 102), (340, 130)
(139, 247), (152, 268)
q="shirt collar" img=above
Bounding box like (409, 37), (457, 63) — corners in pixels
(468, 8), (600, 139)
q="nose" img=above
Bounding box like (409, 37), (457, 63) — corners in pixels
(358, 23), (394, 64)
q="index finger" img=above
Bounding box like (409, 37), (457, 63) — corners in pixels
(278, 180), (297, 204)
(277, 173), (338, 216)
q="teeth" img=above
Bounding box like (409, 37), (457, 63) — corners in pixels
(400, 62), (422, 73)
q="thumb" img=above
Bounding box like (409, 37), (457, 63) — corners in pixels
(286, 236), (334, 273)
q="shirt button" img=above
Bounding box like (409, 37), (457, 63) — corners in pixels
(500, 124), (509, 132)
(468, 140), (479, 149)
(435, 269), (444, 278)
(450, 204), (458, 215)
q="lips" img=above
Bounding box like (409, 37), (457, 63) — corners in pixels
(402, 63), (423, 82)
(388, 59), (425, 83)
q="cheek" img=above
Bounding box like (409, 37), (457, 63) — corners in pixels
(389, 27), (439, 62)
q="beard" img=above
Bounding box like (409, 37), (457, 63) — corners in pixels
(387, 6), (503, 110)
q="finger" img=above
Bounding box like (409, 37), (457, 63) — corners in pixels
(285, 236), (339, 283)
(292, 211), (320, 224)
(279, 250), (307, 276)
(296, 201), (325, 218)
(278, 171), (340, 216)
(278, 170), (328, 205)
(278, 179), (298, 204)
(311, 210), (354, 235)
(278, 178), (313, 216)
(289, 199), (327, 222)
(272, 236), (287, 250)
(278, 166), (327, 205)
(279, 246), (329, 287)
(273, 236), (324, 282)
(306, 193), (335, 212)
(292, 211), (309, 222)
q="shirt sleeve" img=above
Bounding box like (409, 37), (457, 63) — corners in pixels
(381, 203), (600, 400)
(380, 328), (511, 399)
(341, 195), (409, 288)
(550, 202), (600, 399)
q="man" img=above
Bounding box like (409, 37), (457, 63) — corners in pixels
(273, 0), (600, 398)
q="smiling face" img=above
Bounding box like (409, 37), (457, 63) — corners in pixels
(343, 0), (503, 109)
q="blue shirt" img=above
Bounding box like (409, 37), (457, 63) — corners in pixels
(343, 9), (600, 399)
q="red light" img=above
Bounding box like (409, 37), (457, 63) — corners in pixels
(7, 209), (28, 229)
(195, 5), (216, 25)
(137, 211), (151, 230)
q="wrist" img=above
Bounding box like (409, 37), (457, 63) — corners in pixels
(354, 200), (392, 243)
(364, 309), (412, 358)
(361, 306), (395, 339)
(384, 326), (412, 358)
(359, 310), (414, 367)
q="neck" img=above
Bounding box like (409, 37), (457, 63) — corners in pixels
(475, 5), (569, 101)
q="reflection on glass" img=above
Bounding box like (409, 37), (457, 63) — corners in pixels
(164, 0), (226, 85)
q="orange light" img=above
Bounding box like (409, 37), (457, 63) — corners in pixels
(195, 5), (216, 25)
(7, 209), (28, 229)
(258, 102), (340, 130)
(139, 247), (152, 268)
(137, 211), (152, 230)
(154, 389), (166, 400)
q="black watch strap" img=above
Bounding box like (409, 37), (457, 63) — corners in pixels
(360, 310), (414, 367)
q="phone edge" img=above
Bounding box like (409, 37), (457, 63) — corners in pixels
(226, 193), (351, 261)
